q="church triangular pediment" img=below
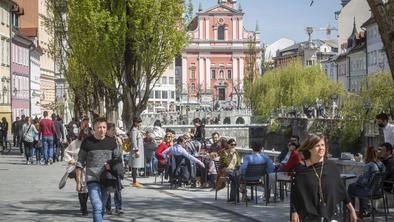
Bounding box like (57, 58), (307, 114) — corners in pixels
(200, 4), (242, 15)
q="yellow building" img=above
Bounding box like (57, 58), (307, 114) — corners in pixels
(0, 0), (14, 129)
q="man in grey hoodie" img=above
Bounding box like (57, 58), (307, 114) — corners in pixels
(76, 117), (120, 222)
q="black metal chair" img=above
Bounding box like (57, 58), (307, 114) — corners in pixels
(214, 160), (230, 202)
(242, 163), (268, 206)
(354, 172), (388, 222)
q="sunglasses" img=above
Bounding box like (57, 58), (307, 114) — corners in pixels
(230, 143), (237, 146)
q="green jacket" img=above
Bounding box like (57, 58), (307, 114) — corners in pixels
(219, 150), (241, 169)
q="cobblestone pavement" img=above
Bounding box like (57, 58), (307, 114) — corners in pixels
(0, 150), (263, 222)
(1, 149), (392, 222)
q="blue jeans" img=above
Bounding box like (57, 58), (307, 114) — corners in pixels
(103, 189), (122, 211)
(42, 136), (54, 162)
(87, 182), (104, 222)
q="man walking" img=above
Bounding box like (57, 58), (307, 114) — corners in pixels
(76, 117), (120, 222)
(11, 117), (19, 147)
(39, 111), (56, 164)
(17, 115), (25, 154)
(376, 113), (394, 147)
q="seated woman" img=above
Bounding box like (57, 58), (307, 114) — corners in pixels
(156, 132), (173, 173)
(348, 146), (385, 218)
(239, 144), (275, 201)
(217, 139), (241, 202)
(269, 142), (301, 192)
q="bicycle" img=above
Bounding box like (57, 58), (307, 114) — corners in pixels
(0, 140), (12, 154)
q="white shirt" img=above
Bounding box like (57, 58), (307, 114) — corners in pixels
(383, 123), (394, 146)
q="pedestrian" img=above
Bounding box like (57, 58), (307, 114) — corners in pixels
(290, 133), (357, 222)
(76, 117), (120, 222)
(22, 117), (39, 165)
(53, 116), (65, 162)
(103, 123), (124, 215)
(376, 113), (394, 147)
(63, 129), (92, 216)
(11, 117), (19, 147)
(17, 114), (26, 154)
(129, 116), (145, 188)
(0, 117), (8, 148)
(152, 120), (165, 145)
(39, 111), (56, 164)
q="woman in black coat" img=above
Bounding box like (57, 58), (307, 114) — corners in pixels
(290, 133), (357, 222)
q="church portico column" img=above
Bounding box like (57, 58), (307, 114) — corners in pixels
(233, 57), (238, 86)
(182, 56), (187, 93)
(232, 16), (236, 40)
(239, 57), (244, 90)
(206, 58), (211, 91)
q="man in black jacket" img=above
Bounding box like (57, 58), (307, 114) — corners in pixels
(11, 117), (20, 147)
(380, 143), (394, 192)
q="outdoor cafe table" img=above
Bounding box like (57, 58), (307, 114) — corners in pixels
(340, 173), (357, 222)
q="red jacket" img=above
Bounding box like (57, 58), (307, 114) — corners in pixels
(281, 151), (301, 172)
(156, 143), (170, 161)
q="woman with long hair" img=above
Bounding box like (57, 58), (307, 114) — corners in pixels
(347, 146), (385, 218)
(291, 133), (357, 222)
(1, 117), (8, 148)
(64, 129), (92, 216)
(22, 117), (38, 165)
(129, 116), (145, 188)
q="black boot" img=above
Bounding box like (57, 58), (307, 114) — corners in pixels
(78, 193), (88, 215)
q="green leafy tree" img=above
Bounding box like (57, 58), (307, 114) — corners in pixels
(247, 60), (344, 119)
(65, 0), (190, 127)
(339, 72), (394, 151)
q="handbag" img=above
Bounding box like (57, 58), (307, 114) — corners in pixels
(23, 125), (33, 143)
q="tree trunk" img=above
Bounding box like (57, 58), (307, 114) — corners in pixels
(367, 0), (394, 80)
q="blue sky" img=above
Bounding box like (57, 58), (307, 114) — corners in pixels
(191, 0), (341, 44)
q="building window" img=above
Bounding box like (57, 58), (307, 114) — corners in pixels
(218, 25), (225, 40)
(171, 91), (175, 99)
(227, 69), (232, 79)
(1, 39), (4, 65)
(219, 69), (224, 79)
(162, 91), (168, 99)
(162, 76), (167, 84)
(191, 83), (195, 94)
(169, 77), (174, 84)
(190, 69), (195, 79)
(211, 69), (216, 79)
(155, 90), (161, 99)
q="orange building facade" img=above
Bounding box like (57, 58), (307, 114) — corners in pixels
(180, 0), (261, 106)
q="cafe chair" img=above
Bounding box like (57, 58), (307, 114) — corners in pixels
(241, 163), (269, 207)
(353, 172), (388, 222)
(214, 160), (231, 202)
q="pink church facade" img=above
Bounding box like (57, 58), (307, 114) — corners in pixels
(180, 0), (261, 106)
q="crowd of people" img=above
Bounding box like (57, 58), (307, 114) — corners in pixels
(1, 111), (66, 165)
(2, 110), (394, 222)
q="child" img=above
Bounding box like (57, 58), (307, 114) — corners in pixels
(208, 152), (218, 189)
